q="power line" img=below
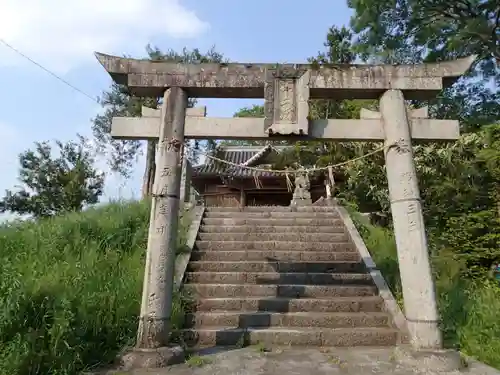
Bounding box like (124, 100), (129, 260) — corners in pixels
(0, 38), (101, 105)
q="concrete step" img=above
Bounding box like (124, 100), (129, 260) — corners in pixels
(190, 250), (361, 262)
(185, 311), (391, 329)
(197, 232), (349, 242)
(177, 327), (399, 347)
(195, 241), (353, 252)
(204, 212), (339, 219)
(192, 296), (385, 313)
(183, 284), (378, 298)
(202, 218), (344, 226)
(187, 261), (365, 273)
(205, 206), (337, 213)
(185, 272), (373, 285)
(199, 225), (345, 234)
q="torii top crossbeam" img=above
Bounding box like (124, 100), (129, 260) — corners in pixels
(95, 52), (475, 100)
(95, 53), (475, 141)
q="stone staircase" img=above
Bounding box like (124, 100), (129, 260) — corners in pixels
(180, 206), (401, 348)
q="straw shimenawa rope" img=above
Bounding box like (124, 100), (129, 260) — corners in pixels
(184, 142), (395, 176)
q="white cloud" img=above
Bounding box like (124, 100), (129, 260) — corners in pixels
(0, 0), (210, 73)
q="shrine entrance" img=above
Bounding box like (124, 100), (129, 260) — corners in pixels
(95, 52), (475, 355)
(246, 190), (292, 207)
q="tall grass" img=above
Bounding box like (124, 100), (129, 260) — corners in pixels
(0, 200), (190, 375)
(351, 212), (500, 369)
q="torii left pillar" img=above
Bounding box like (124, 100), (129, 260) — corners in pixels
(122, 87), (187, 369)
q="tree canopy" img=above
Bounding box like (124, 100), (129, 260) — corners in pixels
(0, 137), (104, 218)
(224, 20), (500, 277)
(92, 45), (225, 197)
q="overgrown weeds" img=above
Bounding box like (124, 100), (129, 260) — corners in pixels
(350, 211), (500, 369)
(0, 200), (191, 375)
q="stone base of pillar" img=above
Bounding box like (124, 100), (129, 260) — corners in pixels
(290, 197), (312, 207)
(119, 345), (185, 370)
(394, 347), (464, 372)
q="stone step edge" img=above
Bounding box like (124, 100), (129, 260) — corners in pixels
(192, 248), (358, 253)
(186, 271), (370, 276)
(199, 225), (345, 229)
(190, 250), (359, 254)
(173, 327), (400, 347)
(185, 272), (372, 283)
(195, 241), (352, 244)
(176, 327), (399, 334)
(193, 296), (383, 302)
(197, 236), (349, 242)
(201, 220), (344, 224)
(188, 261), (364, 265)
(184, 283), (376, 289)
(188, 311), (391, 317)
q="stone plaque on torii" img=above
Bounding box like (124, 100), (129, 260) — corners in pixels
(95, 52), (475, 366)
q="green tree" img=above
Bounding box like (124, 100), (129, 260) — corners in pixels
(0, 136), (104, 218)
(348, 0), (500, 66)
(348, 0), (500, 132)
(345, 2), (500, 277)
(92, 45), (225, 198)
(233, 105), (264, 118)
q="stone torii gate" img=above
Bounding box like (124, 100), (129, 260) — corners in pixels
(95, 52), (475, 365)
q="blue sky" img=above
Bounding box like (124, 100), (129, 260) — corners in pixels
(0, 0), (353, 217)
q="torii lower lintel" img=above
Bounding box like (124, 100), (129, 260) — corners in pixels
(111, 112), (459, 142)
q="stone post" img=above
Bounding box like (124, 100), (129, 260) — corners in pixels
(130, 87), (187, 368)
(180, 157), (191, 203)
(380, 89), (442, 350)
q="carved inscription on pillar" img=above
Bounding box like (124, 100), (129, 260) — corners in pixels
(276, 79), (296, 122)
(264, 67), (310, 136)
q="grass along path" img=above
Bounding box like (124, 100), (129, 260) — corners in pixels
(351, 211), (500, 369)
(0, 200), (191, 375)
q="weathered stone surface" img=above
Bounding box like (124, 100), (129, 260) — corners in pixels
(142, 105), (206, 118)
(203, 211), (338, 218)
(178, 206), (402, 352)
(173, 206), (204, 291)
(177, 327), (399, 347)
(187, 260), (365, 273)
(205, 206), (338, 212)
(335, 205), (411, 345)
(381, 90), (442, 349)
(189, 250), (360, 262)
(394, 347), (464, 372)
(111, 116), (460, 141)
(86, 346), (500, 375)
(197, 232), (348, 242)
(263, 70), (310, 136)
(185, 311), (391, 329)
(193, 296), (385, 313)
(185, 272), (373, 285)
(201, 217), (344, 226)
(119, 346), (185, 370)
(183, 284), (377, 298)
(95, 53), (475, 99)
(194, 240), (353, 251)
(199, 224), (345, 233)
(136, 87), (187, 350)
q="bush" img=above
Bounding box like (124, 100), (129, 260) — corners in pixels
(0, 200), (190, 375)
(350, 211), (500, 369)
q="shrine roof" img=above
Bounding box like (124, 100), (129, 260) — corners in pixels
(193, 145), (286, 178)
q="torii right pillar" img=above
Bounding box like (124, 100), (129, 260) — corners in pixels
(380, 90), (441, 350)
